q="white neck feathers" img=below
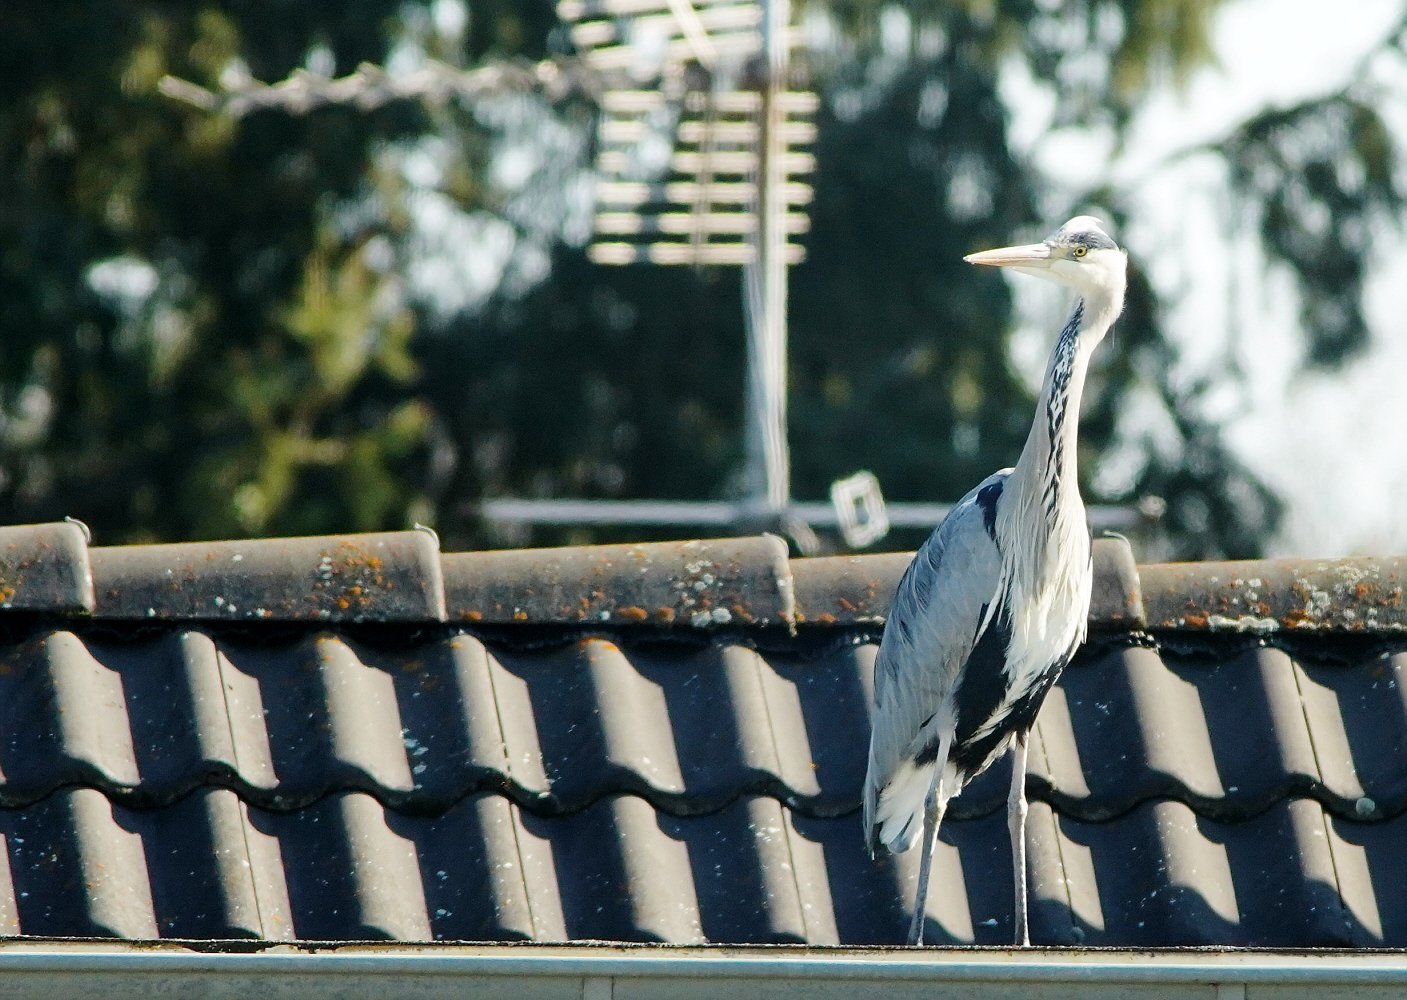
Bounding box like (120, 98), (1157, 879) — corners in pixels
(998, 277), (1122, 596)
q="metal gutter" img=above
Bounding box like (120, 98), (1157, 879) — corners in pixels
(0, 944), (1405, 998)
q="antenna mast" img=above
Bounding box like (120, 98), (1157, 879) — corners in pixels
(743, 0), (792, 518)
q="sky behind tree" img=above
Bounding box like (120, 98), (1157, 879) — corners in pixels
(1105, 0), (1406, 556)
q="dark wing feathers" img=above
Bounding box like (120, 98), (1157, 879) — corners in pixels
(975, 480), (1002, 539)
(947, 599), (1014, 773)
(864, 470), (1009, 836)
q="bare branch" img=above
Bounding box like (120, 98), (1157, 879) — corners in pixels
(158, 57), (587, 117)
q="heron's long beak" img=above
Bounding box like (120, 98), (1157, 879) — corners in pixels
(963, 243), (1052, 268)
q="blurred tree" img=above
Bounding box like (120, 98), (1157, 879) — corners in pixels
(1222, 95), (1402, 366)
(0, 3), (433, 541)
(788, 33), (1037, 511)
(0, 1), (1400, 559)
(427, 0), (1292, 557)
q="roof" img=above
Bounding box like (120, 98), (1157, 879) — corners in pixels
(0, 522), (1404, 949)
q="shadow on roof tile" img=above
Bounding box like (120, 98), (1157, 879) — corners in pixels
(1301, 650), (1407, 817)
(5, 787), (1407, 945)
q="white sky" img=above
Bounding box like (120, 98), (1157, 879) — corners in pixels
(1023, 0), (1407, 558)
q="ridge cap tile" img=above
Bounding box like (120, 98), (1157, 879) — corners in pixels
(88, 531), (446, 623)
(1140, 554), (1407, 633)
(0, 521), (94, 613)
(441, 535), (793, 627)
(789, 537), (1144, 628)
(0, 524), (1401, 636)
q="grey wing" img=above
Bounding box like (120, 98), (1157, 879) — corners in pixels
(862, 470), (1007, 835)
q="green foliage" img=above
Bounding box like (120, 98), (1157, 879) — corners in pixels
(0, 2), (425, 541)
(423, 256), (749, 548)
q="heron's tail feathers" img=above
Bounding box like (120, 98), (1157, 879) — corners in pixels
(872, 759), (937, 854)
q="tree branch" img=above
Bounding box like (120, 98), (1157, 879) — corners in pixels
(158, 57), (589, 117)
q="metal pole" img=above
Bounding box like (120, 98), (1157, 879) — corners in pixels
(742, 0), (791, 515)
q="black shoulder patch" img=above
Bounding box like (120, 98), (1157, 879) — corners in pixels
(975, 480), (1002, 540)
(952, 605), (1011, 750)
(923, 601), (1011, 773)
(951, 631), (1080, 779)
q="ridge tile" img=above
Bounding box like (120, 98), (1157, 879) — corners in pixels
(0, 522), (94, 613)
(89, 531), (445, 622)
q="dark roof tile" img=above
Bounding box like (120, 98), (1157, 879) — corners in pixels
(3, 782), (1407, 944)
(1, 789), (137, 937)
(5, 627), (1407, 824)
(1308, 650), (1407, 815)
(1330, 809), (1407, 943)
(1, 632), (143, 802)
(1050, 799), (1368, 946)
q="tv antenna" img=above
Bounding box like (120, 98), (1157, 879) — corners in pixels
(557, 0), (825, 548)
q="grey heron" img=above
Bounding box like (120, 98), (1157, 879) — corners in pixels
(862, 216), (1127, 946)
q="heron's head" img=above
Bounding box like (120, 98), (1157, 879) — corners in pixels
(964, 216), (1126, 301)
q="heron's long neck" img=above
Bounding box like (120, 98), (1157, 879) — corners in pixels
(1006, 292), (1113, 563)
(1031, 300), (1091, 513)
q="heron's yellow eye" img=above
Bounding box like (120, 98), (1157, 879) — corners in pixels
(1072, 245), (1088, 258)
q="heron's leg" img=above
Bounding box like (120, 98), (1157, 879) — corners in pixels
(907, 767), (944, 945)
(1008, 731), (1030, 946)
(908, 734), (953, 945)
